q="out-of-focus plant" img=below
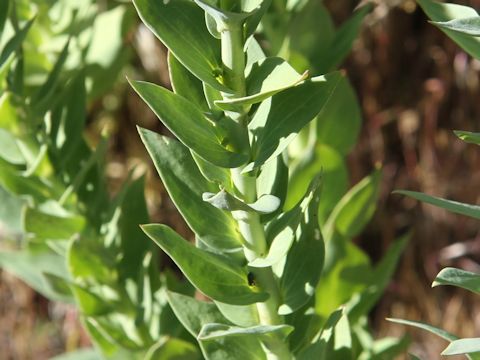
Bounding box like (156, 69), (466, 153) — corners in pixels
(389, 1), (480, 358)
(0, 1), (193, 359)
(131, 0), (408, 358)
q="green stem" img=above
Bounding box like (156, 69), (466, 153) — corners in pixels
(220, 17), (293, 360)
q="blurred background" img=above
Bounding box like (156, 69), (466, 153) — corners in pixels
(1, 0), (480, 358)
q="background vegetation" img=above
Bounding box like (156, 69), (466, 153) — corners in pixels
(1, 0), (480, 358)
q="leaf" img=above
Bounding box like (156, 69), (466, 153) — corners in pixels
(132, 81), (248, 168)
(116, 176), (152, 280)
(325, 169), (382, 241)
(215, 57), (307, 110)
(30, 40), (70, 114)
(0, 17), (35, 69)
(0, 0), (9, 40)
(442, 338), (480, 356)
(200, 337), (266, 360)
(278, 178), (324, 315)
(167, 291), (230, 337)
(0, 184), (24, 234)
(0, 128), (24, 164)
(139, 128), (242, 253)
(132, 0), (229, 92)
(167, 292), (266, 360)
(395, 190), (480, 219)
(168, 51), (209, 111)
(454, 130), (480, 145)
(214, 301), (259, 327)
(246, 72), (342, 170)
(285, 144), (348, 223)
(203, 190), (280, 214)
(318, 3), (373, 71)
(347, 234), (409, 322)
(316, 77), (361, 155)
(0, 250), (73, 303)
(143, 224), (268, 305)
(145, 337), (201, 360)
(417, 0), (480, 59)
(191, 152), (233, 190)
(387, 318), (457, 342)
(24, 207), (86, 241)
(197, 323), (293, 341)
(433, 267), (480, 294)
(49, 349), (100, 360)
(286, 1), (335, 73)
(434, 17), (480, 36)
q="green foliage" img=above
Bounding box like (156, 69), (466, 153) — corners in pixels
(132, 0), (407, 359)
(0, 1), (189, 358)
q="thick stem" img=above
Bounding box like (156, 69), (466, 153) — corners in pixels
(220, 18), (293, 360)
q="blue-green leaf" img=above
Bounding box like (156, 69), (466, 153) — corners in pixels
(132, 81), (248, 168)
(197, 323), (293, 341)
(132, 0), (229, 92)
(395, 190), (480, 219)
(442, 338), (480, 356)
(417, 0), (480, 59)
(433, 267), (480, 294)
(246, 72), (342, 170)
(434, 17), (480, 36)
(143, 224), (267, 305)
(215, 57), (307, 110)
(139, 128), (242, 253)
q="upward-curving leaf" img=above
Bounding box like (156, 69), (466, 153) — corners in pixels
(132, 0), (229, 92)
(246, 72), (342, 171)
(142, 224), (268, 305)
(433, 267), (480, 294)
(395, 190), (480, 220)
(434, 17), (480, 36)
(131, 80), (249, 168)
(138, 127), (242, 253)
(417, 0), (480, 59)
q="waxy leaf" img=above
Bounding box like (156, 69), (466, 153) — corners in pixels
(246, 72), (342, 170)
(139, 128), (242, 252)
(215, 57), (307, 110)
(418, 0), (480, 59)
(191, 152), (233, 191)
(167, 291), (230, 337)
(0, 128), (24, 164)
(442, 338), (480, 356)
(214, 301), (259, 327)
(387, 318), (457, 342)
(278, 178), (324, 315)
(198, 323), (293, 341)
(395, 190), (480, 220)
(142, 224), (268, 305)
(132, 81), (249, 168)
(168, 51), (209, 111)
(433, 267), (480, 294)
(455, 130), (480, 145)
(132, 0), (229, 92)
(167, 292), (265, 360)
(434, 17), (480, 36)
(203, 190), (280, 214)
(24, 207), (85, 241)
